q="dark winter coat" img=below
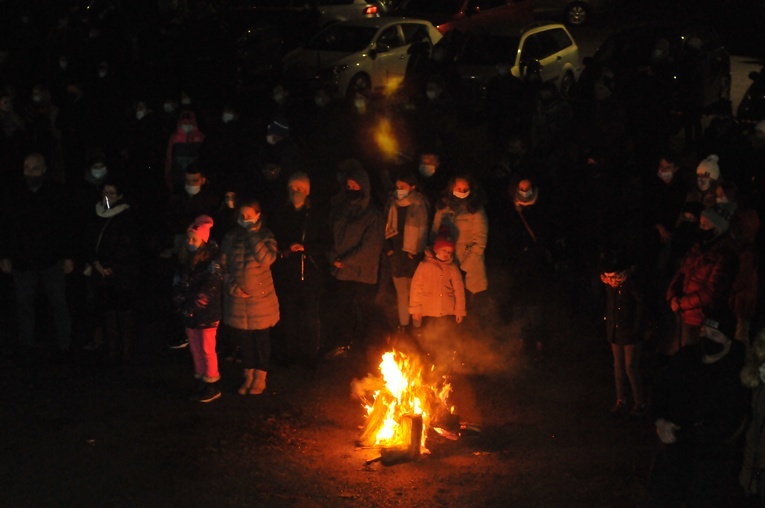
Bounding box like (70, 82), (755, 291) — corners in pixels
(0, 175), (75, 271)
(220, 221), (280, 330)
(667, 234), (738, 326)
(603, 276), (645, 346)
(172, 242), (223, 329)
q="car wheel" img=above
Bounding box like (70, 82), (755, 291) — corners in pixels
(564, 2), (589, 26)
(559, 71), (575, 99)
(347, 73), (371, 98)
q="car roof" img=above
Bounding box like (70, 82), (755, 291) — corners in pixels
(326, 15), (435, 29)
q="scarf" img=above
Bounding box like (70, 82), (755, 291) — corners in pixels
(385, 191), (429, 255)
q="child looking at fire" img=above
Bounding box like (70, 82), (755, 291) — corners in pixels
(409, 231), (466, 350)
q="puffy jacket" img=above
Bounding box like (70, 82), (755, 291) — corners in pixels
(667, 235), (738, 326)
(432, 202), (488, 294)
(409, 249), (466, 319)
(221, 222), (280, 330)
(172, 242), (223, 329)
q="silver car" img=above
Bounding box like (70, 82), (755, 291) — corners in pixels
(282, 17), (443, 98)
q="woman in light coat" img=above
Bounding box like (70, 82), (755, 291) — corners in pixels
(220, 198), (279, 395)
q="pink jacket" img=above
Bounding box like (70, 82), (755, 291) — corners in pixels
(409, 250), (466, 318)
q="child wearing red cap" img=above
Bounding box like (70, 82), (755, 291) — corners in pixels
(409, 230), (466, 338)
(173, 215), (223, 402)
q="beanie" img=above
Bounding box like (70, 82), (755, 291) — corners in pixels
(701, 205), (731, 233)
(288, 171), (310, 195)
(696, 154), (720, 180)
(187, 215), (213, 243)
(702, 308), (736, 341)
(433, 227), (455, 252)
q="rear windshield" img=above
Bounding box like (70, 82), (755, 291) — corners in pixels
(305, 25), (378, 51)
(397, 0), (464, 14)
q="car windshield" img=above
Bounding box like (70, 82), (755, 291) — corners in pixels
(397, 0), (464, 14)
(305, 25), (379, 51)
(456, 35), (520, 65)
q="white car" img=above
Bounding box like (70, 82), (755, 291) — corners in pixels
(282, 17), (443, 98)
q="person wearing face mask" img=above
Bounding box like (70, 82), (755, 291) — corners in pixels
(667, 205), (738, 352)
(648, 309), (747, 508)
(165, 109), (205, 193)
(0, 153), (76, 356)
(598, 252), (647, 418)
(432, 175), (489, 311)
(172, 215), (223, 402)
(162, 165), (220, 263)
(220, 198), (280, 396)
(325, 161), (385, 357)
(408, 230), (465, 367)
(270, 173), (331, 368)
(384, 170), (430, 336)
(81, 178), (140, 363)
(686, 154), (721, 210)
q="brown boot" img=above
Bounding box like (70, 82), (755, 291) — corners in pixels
(248, 369), (267, 395)
(238, 369), (254, 395)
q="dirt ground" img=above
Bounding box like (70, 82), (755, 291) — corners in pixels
(1, 261), (668, 508)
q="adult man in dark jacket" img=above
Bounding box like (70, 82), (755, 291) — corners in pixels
(0, 152), (75, 353)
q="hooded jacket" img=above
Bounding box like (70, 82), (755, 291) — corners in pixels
(165, 110), (205, 190)
(409, 248), (466, 319)
(329, 164), (384, 284)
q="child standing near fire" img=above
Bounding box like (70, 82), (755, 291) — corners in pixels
(173, 215), (223, 403)
(409, 230), (466, 366)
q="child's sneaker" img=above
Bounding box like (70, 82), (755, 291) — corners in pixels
(609, 400), (629, 417)
(193, 383), (221, 403)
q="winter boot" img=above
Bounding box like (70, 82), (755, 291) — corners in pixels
(248, 369), (267, 395)
(238, 369), (254, 395)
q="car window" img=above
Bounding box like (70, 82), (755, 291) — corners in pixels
(547, 28), (573, 52)
(305, 25), (379, 51)
(377, 25), (404, 49)
(520, 33), (545, 61)
(397, 0), (465, 14)
(402, 23), (431, 44)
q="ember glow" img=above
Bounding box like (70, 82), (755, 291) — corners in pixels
(358, 349), (454, 451)
(373, 117), (398, 160)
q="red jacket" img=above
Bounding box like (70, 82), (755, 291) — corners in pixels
(667, 235), (737, 326)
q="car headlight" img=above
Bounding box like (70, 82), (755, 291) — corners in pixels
(331, 64), (349, 75)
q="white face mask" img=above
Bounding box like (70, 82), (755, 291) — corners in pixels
(453, 190), (470, 200)
(657, 170), (673, 182)
(181, 124), (194, 134)
(90, 166), (107, 179)
(266, 134), (278, 145)
(135, 109), (146, 120)
(419, 164), (436, 178)
(32, 94), (42, 103)
(697, 177), (710, 191)
(222, 112), (234, 123)
(238, 215), (260, 228)
(716, 196), (729, 204)
(185, 184), (201, 196)
(518, 188), (533, 199)
(395, 189), (409, 200)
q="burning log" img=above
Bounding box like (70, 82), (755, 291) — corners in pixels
(378, 414), (423, 466)
(358, 392), (395, 447)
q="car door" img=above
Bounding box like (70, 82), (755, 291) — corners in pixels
(371, 23), (408, 92)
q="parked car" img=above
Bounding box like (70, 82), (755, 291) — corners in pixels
(580, 24), (731, 114)
(388, 0), (534, 34)
(445, 21), (581, 107)
(533, 0), (603, 26)
(282, 17), (443, 98)
(737, 65), (765, 127)
(251, 0), (388, 29)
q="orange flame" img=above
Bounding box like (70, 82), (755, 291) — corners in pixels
(359, 349), (453, 451)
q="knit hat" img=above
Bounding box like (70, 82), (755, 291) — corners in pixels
(696, 154), (720, 180)
(288, 171), (310, 195)
(187, 215), (213, 243)
(433, 228), (455, 252)
(702, 308), (736, 341)
(701, 205), (732, 233)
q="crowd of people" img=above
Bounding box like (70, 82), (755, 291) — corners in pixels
(1, 1), (765, 504)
